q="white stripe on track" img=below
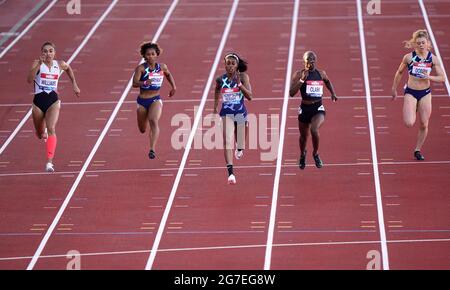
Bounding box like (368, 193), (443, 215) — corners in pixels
(0, 0), (58, 59)
(144, 0), (241, 270)
(25, 0), (135, 270)
(0, 0), (116, 156)
(356, 0), (389, 270)
(418, 0), (450, 95)
(264, 0), (299, 270)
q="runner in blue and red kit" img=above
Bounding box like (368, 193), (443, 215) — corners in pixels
(289, 51), (337, 170)
(133, 42), (176, 159)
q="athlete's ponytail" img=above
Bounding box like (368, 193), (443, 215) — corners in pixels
(404, 29), (432, 50)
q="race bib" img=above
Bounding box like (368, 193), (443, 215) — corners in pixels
(222, 87), (241, 104)
(148, 72), (164, 87)
(412, 62), (432, 78)
(306, 80), (324, 98)
(39, 73), (58, 90)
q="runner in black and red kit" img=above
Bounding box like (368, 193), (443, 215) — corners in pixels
(289, 51), (337, 170)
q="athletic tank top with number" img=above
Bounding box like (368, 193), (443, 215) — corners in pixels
(34, 60), (60, 94)
(300, 69), (324, 101)
(140, 63), (164, 91)
(408, 51), (433, 79)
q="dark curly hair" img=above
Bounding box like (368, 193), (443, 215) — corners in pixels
(140, 42), (162, 57)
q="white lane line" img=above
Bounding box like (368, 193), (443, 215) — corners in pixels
(418, 0), (450, 95)
(0, 0), (48, 48)
(264, 0), (299, 271)
(2, 94), (450, 107)
(0, 0), (115, 156)
(26, 0), (177, 270)
(3, 238), (450, 262)
(144, 0), (240, 270)
(0, 0), (58, 58)
(2, 160), (450, 178)
(357, 0), (389, 270)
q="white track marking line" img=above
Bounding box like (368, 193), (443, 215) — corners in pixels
(4, 238), (450, 262)
(1, 94), (450, 107)
(26, 0), (179, 270)
(0, 0), (48, 48)
(264, 0), (299, 271)
(356, 0), (389, 270)
(0, 0), (114, 156)
(0, 0), (58, 59)
(2, 160), (450, 178)
(144, 0), (240, 270)
(418, 0), (450, 95)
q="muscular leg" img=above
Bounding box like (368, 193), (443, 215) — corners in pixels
(403, 94), (418, 128)
(298, 119), (310, 156)
(44, 101), (61, 164)
(222, 116), (234, 166)
(310, 113), (325, 155)
(137, 105), (148, 134)
(32, 105), (46, 139)
(415, 94), (432, 151)
(148, 100), (162, 152)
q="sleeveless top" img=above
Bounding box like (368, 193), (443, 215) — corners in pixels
(219, 73), (247, 116)
(300, 69), (324, 101)
(408, 51), (433, 79)
(140, 63), (164, 91)
(34, 60), (60, 94)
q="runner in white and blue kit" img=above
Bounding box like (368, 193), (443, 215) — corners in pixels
(392, 30), (445, 160)
(214, 53), (253, 184)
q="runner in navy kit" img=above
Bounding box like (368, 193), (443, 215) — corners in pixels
(133, 42), (176, 159)
(27, 42), (80, 172)
(214, 52), (253, 184)
(289, 51), (337, 170)
(392, 30), (445, 160)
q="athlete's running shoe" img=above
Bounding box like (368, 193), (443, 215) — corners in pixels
(46, 162), (54, 172)
(148, 150), (156, 160)
(228, 174), (236, 185)
(299, 151), (306, 170)
(235, 149), (244, 160)
(414, 150), (425, 161)
(313, 153), (323, 168)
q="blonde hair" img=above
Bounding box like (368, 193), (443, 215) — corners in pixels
(404, 29), (432, 50)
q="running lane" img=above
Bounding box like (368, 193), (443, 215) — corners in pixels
(270, 0), (385, 269)
(0, 0), (172, 269)
(151, 0), (296, 270)
(0, 0), (111, 141)
(362, 0), (450, 269)
(30, 0), (247, 270)
(0, 0), (50, 52)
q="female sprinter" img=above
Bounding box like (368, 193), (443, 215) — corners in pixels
(214, 53), (252, 184)
(289, 51), (337, 170)
(132, 42), (176, 159)
(27, 42), (80, 172)
(392, 29), (445, 160)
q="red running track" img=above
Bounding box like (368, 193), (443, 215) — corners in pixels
(0, 0), (449, 270)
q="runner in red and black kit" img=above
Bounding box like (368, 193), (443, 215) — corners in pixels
(289, 51), (337, 169)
